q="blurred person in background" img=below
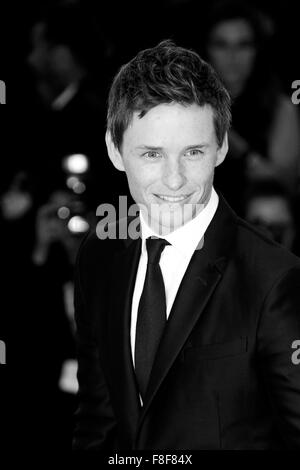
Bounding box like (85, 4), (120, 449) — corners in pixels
(26, 2), (128, 209)
(3, 2), (129, 449)
(1, 181), (93, 449)
(203, 0), (300, 215)
(244, 179), (297, 254)
(27, 3), (109, 113)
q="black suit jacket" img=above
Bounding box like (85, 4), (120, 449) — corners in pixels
(73, 195), (300, 450)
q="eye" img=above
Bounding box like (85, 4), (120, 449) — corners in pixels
(185, 149), (204, 158)
(143, 151), (161, 160)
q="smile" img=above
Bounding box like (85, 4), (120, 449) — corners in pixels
(155, 194), (191, 202)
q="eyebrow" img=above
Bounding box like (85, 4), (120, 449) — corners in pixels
(135, 144), (210, 151)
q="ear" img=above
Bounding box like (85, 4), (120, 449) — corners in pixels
(105, 131), (125, 172)
(215, 132), (228, 167)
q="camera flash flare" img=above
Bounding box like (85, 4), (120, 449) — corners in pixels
(63, 154), (89, 174)
(68, 215), (89, 233)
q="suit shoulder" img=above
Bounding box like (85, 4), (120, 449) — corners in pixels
(77, 216), (138, 262)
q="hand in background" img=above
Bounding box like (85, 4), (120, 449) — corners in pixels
(0, 172), (33, 221)
(32, 201), (68, 265)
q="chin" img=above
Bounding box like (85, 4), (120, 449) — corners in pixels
(159, 210), (192, 231)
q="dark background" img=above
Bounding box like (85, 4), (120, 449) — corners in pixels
(1, 0), (300, 452)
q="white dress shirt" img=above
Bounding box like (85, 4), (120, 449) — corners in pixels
(131, 187), (219, 367)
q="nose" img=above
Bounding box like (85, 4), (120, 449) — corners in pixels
(162, 158), (186, 191)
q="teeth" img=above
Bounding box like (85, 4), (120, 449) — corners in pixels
(157, 195), (188, 202)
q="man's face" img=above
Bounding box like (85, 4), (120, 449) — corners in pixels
(207, 19), (256, 95)
(107, 103), (227, 234)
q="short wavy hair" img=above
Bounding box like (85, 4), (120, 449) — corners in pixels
(107, 40), (231, 151)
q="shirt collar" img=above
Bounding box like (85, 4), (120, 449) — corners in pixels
(140, 187), (219, 257)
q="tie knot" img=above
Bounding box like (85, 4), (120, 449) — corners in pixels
(146, 237), (170, 265)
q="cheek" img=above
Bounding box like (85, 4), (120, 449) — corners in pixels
(239, 49), (256, 68)
(187, 159), (215, 184)
(209, 49), (230, 69)
(124, 163), (152, 195)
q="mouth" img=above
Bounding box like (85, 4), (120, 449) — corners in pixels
(154, 194), (192, 203)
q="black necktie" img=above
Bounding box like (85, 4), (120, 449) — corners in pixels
(135, 237), (170, 400)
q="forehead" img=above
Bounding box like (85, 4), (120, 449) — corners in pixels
(123, 103), (216, 147)
(210, 19), (254, 42)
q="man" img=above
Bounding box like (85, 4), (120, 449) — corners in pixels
(26, 3), (127, 209)
(73, 40), (300, 450)
(27, 4), (108, 112)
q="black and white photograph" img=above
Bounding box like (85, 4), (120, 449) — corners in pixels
(1, 0), (300, 456)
